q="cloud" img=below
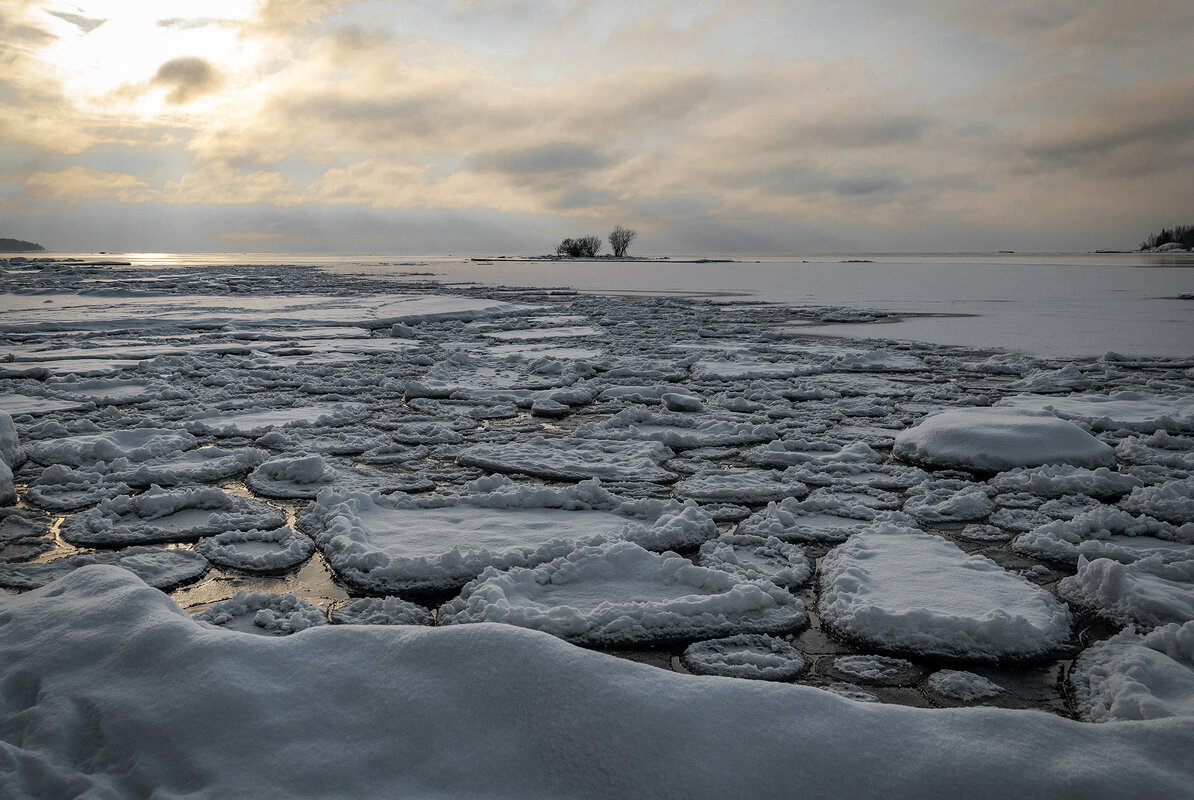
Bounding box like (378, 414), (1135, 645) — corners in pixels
(469, 144), (606, 175)
(24, 166), (154, 203)
(152, 57), (223, 104)
(45, 10), (106, 33)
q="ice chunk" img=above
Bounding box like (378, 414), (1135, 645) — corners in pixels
(301, 482), (714, 594)
(0, 512), (52, 562)
(458, 436), (677, 483)
(996, 391), (1194, 433)
(1116, 431), (1194, 469)
(1013, 507), (1194, 567)
(185, 402), (369, 437)
(989, 465), (1141, 499)
(60, 486), (286, 547)
(247, 453), (433, 499)
(0, 410), (22, 468)
(438, 540), (808, 646)
(196, 527), (316, 573)
(575, 406), (778, 450)
(1119, 480), (1194, 525)
(903, 480), (996, 524)
(1058, 556), (1194, 629)
(675, 469), (808, 505)
(745, 439), (883, 468)
(829, 654), (924, 686)
(697, 535), (812, 589)
(893, 408), (1116, 471)
(25, 427), (199, 467)
(681, 634), (807, 680)
(330, 596), (432, 626)
(1071, 621), (1194, 722)
(737, 499), (911, 544)
(928, 670), (1004, 701)
(195, 590), (327, 636)
(819, 524), (1072, 660)
(0, 547), (208, 589)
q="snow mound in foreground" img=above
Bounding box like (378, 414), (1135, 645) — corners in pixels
(1071, 621), (1194, 722)
(893, 408), (1115, 471)
(819, 525), (1072, 661)
(438, 540), (808, 646)
(0, 567), (1191, 799)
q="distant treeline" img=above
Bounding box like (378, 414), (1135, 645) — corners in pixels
(0, 237), (45, 252)
(1140, 225), (1194, 250)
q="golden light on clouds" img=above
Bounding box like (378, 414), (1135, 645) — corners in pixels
(2, 0), (1192, 252)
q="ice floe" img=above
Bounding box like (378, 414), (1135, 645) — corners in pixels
(24, 427), (198, 467)
(674, 469), (808, 505)
(997, 391), (1194, 433)
(680, 634), (807, 680)
(60, 486), (285, 547)
(300, 480), (715, 593)
(195, 527), (316, 573)
(195, 590), (328, 636)
(330, 595), (433, 626)
(828, 654), (924, 686)
(439, 540), (808, 645)
(1071, 621), (1194, 722)
(575, 406), (778, 450)
(1058, 556), (1194, 629)
(893, 408), (1116, 471)
(0, 547), (208, 589)
(1013, 507), (1194, 567)
(246, 453), (433, 499)
(988, 465), (1141, 499)
(819, 524), (1072, 660)
(697, 535), (811, 589)
(927, 670), (1004, 701)
(458, 436), (677, 483)
(185, 402), (369, 437)
(1119, 480), (1194, 525)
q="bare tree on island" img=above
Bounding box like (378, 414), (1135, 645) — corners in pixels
(609, 226), (637, 257)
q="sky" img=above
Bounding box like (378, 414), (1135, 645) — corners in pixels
(1, 0), (1192, 254)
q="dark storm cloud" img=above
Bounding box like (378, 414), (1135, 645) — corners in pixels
(152, 57), (223, 104)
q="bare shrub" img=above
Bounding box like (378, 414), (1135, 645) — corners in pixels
(609, 226), (637, 257)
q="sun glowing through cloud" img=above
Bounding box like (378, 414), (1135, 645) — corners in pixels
(33, 1), (265, 119)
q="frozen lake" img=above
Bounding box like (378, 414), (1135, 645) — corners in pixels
(2, 254), (1191, 798)
(46, 251), (1194, 358)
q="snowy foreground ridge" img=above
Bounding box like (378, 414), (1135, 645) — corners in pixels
(2, 259), (1194, 797)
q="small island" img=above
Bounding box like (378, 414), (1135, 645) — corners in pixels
(1138, 225), (1193, 252)
(0, 237), (46, 252)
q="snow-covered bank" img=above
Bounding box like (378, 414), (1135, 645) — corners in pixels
(1, 567), (1190, 800)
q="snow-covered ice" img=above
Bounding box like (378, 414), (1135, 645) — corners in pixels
(818, 524), (1072, 660)
(439, 540), (808, 645)
(195, 590), (328, 635)
(1070, 621), (1194, 722)
(458, 436), (678, 483)
(300, 481), (715, 593)
(893, 408), (1116, 472)
(3, 255), (1193, 796)
(60, 486), (286, 547)
(680, 634), (808, 680)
